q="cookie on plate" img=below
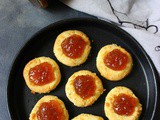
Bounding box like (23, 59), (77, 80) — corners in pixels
(96, 44), (133, 81)
(23, 56), (61, 94)
(53, 30), (91, 67)
(72, 113), (104, 120)
(29, 95), (69, 120)
(65, 70), (104, 107)
(104, 86), (142, 120)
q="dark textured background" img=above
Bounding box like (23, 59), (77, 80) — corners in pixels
(0, 0), (159, 120)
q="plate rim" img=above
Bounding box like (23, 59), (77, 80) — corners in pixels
(6, 17), (159, 120)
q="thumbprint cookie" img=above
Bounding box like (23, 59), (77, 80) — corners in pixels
(104, 86), (142, 120)
(96, 44), (133, 81)
(65, 70), (104, 107)
(29, 95), (69, 120)
(23, 57), (61, 94)
(72, 113), (104, 120)
(53, 30), (91, 67)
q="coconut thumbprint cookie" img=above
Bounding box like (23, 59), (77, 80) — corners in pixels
(23, 57), (61, 94)
(65, 70), (104, 107)
(104, 86), (142, 120)
(53, 30), (91, 67)
(96, 44), (133, 81)
(29, 95), (69, 120)
(72, 113), (104, 120)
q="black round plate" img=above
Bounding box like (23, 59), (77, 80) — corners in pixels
(7, 18), (158, 120)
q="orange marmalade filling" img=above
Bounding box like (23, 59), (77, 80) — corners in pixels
(74, 75), (96, 99)
(104, 49), (128, 71)
(29, 62), (55, 86)
(37, 100), (64, 120)
(113, 93), (137, 116)
(61, 34), (87, 59)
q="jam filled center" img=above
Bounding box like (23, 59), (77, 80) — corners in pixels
(61, 34), (87, 59)
(37, 100), (64, 120)
(74, 75), (96, 99)
(29, 62), (55, 86)
(104, 49), (128, 71)
(113, 93), (137, 116)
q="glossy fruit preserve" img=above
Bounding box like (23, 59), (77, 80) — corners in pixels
(37, 100), (64, 120)
(113, 93), (137, 116)
(74, 75), (96, 99)
(29, 62), (54, 86)
(61, 34), (86, 59)
(104, 49), (128, 71)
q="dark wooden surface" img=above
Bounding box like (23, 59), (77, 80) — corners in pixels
(0, 0), (159, 120)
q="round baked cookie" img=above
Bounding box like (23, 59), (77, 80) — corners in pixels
(96, 44), (133, 81)
(53, 30), (91, 67)
(72, 113), (104, 120)
(65, 70), (104, 107)
(29, 95), (69, 120)
(104, 86), (142, 120)
(23, 56), (61, 94)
